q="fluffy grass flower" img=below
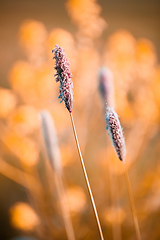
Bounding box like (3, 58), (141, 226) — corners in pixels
(106, 107), (126, 162)
(52, 45), (73, 113)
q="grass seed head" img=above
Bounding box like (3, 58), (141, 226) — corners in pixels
(106, 107), (126, 162)
(52, 45), (73, 113)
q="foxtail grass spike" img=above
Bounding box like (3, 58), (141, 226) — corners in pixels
(40, 110), (61, 173)
(106, 108), (141, 239)
(52, 45), (73, 113)
(106, 107), (126, 162)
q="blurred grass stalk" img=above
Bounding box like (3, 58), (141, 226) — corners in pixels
(0, 156), (38, 189)
(0, 122), (42, 192)
(109, 163), (122, 240)
(99, 65), (142, 239)
(123, 164), (141, 240)
(40, 110), (76, 240)
(0, 122), (50, 239)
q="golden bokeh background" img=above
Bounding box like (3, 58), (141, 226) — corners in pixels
(0, 0), (160, 239)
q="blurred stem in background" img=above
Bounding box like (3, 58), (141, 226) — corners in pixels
(40, 110), (76, 240)
(123, 164), (141, 240)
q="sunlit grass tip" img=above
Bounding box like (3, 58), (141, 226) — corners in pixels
(106, 107), (126, 162)
(52, 45), (73, 113)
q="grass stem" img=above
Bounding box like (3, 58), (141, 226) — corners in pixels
(54, 173), (76, 240)
(40, 111), (76, 240)
(123, 164), (141, 240)
(70, 112), (104, 240)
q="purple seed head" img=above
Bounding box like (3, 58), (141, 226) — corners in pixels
(106, 107), (126, 162)
(52, 45), (73, 113)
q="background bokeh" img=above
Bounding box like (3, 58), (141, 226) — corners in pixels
(0, 0), (160, 240)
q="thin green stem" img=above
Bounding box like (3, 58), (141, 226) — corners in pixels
(70, 112), (104, 240)
(123, 164), (141, 240)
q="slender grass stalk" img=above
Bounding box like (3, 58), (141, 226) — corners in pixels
(98, 67), (122, 240)
(40, 110), (76, 240)
(123, 164), (141, 240)
(109, 164), (122, 240)
(54, 173), (76, 240)
(52, 45), (104, 239)
(106, 107), (141, 240)
(70, 112), (104, 240)
(102, 157), (122, 240)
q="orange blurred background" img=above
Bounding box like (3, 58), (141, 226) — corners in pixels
(0, 0), (160, 240)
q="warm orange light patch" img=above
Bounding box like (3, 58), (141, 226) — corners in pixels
(34, 65), (56, 102)
(8, 61), (35, 102)
(66, 0), (99, 22)
(19, 19), (47, 51)
(106, 30), (136, 56)
(4, 132), (39, 166)
(9, 61), (55, 105)
(99, 147), (125, 175)
(9, 202), (40, 231)
(136, 39), (157, 65)
(74, 48), (99, 107)
(66, 186), (87, 214)
(115, 96), (134, 124)
(103, 207), (125, 224)
(60, 146), (75, 167)
(8, 105), (39, 136)
(66, 0), (106, 39)
(0, 88), (17, 118)
(152, 67), (160, 108)
(47, 28), (77, 71)
(49, 106), (70, 130)
(135, 39), (157, 81)
(135, 88), (159, 123)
